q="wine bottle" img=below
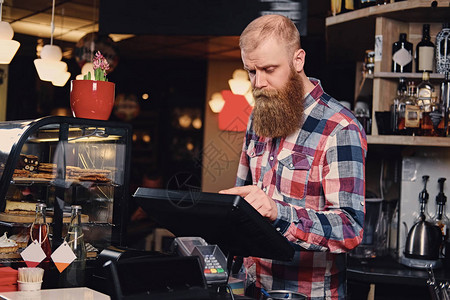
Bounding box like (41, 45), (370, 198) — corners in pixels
(436, 23), (450, 74)
(416, 24), (435, 73)
(30, 203), (52, 269)
(61, 205), (86, 287)
(392, 33), (413, 73)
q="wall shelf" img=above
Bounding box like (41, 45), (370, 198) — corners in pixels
(367, 135), (450, 147)
(326, 0), (450, 26)
(374, 72), (445, 79)
(327, 0), (450, 144)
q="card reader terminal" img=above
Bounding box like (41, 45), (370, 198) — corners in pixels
(173, 237), (228, 285)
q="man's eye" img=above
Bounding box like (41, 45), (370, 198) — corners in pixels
(266, 68), (275, 73)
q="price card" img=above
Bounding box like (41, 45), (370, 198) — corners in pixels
(375, 35), (383, 62)
(51, 241), (76, 273)
(20, 240), (46, 268)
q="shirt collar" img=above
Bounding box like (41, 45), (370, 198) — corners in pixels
(303, 77), (324, 110)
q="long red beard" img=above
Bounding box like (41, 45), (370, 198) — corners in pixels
(252, 70), (305, 138)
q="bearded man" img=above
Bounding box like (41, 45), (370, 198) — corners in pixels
(220, 15), (367, 300)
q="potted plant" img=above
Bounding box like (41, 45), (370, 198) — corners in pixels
(70, 51), (115, 120)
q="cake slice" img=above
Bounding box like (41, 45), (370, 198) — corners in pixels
(0, 232), (19, 254)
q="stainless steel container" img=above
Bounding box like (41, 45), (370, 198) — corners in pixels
(261, 290), (307, 300)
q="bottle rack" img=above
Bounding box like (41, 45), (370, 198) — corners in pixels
(326, 0), (450, 145)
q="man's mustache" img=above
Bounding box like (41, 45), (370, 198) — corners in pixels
(253, 88), (276, 99)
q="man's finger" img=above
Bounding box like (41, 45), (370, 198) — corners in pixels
(218, 185), (254, 197)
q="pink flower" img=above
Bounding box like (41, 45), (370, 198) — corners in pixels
(91, 51), (110, 81)
(95, 51), (109, 68)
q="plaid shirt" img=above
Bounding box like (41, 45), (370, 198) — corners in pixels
(236, 79), (367, 300)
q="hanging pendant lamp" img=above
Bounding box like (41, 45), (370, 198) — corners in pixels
(33, 0), (70, 86)
(0, 0), (20, 64)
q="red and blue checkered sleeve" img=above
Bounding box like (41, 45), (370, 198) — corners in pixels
(235, 132), (253, 187)
(274, 120), (367, 253)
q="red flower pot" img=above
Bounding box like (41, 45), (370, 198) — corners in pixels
(70, 80), (115, 120)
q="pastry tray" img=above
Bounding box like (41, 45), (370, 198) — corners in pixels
(0, 212), (89, 224)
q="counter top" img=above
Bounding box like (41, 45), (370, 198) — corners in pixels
(0, 287), (109, 300)
(347, 255), (450, 286)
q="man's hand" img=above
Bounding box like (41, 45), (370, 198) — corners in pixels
(219, 185), (278, 221)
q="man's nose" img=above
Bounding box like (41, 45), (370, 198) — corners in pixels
(254, 71), (267, 89)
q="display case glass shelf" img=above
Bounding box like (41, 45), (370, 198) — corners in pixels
(0, 116), (132, 261)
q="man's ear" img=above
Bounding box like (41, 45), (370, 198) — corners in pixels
(292, 49), (306, 73)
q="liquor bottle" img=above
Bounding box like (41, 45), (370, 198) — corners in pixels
(392, 33), (413, 73)
(402, 81), (420, 135)
(435, 23), (450, 74)
(31, 203), (52, 267)
(61, 205), (86, 287)
(416, 24), (435, 73)
(339, 0), (355, 13)
(416, 72), (434, 109)
(359, 0), (377, 8)
(432, 178), (448, 242)
(428, 91), (445, 137)
(391, 77), (407, 133)
(442, 72), (450, 136)
(331, 0), (342, 16)
(416, 72), (434, 135)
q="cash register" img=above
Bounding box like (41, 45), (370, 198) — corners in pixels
(95, 188), (295, 300)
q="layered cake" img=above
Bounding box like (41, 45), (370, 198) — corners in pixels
(0, 232), (19, 254)
(35, 163), (111, 182)
(4, 200), (36, 215)
(9, 231), (29, 248)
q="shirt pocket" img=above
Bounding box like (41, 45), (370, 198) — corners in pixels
(246, 140), (266, 184)
(277, 149), (312, 199)
(246, 139), (266, 158)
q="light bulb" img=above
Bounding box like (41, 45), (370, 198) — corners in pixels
(0, 21), (20, 64)
(209, 92), (225, 113)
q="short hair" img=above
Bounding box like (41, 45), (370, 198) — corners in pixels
(239, 14), (301, 57)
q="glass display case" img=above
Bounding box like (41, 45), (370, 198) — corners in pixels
(0, 116), (132, 261)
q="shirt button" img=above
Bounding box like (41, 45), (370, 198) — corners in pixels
(263, 187), (267, 192)
(251, 152), (255, 156)
(276, 227), (281, 231)
(289, 163), (294, 168)
(270, 156), (274, 161)
(360, 201), (364, 206)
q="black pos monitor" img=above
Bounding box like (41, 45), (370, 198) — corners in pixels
(133, 187), (295, 262)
